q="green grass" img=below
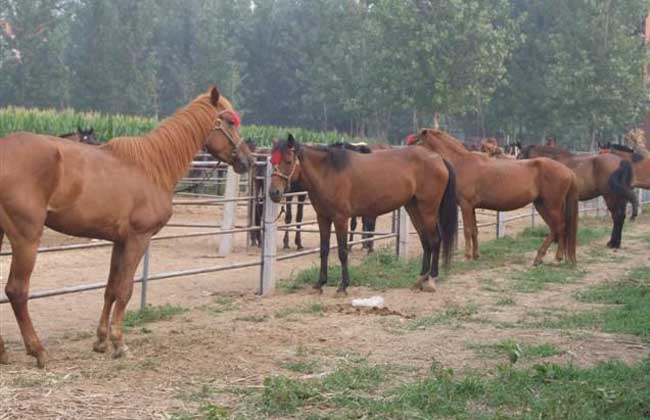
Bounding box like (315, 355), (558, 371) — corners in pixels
(274, 302), (326, 319)
(123, 304), (188, 328)
(467, 340), (563, 363)
(495, 296), (516, 306)
(407, 303), (479, 330)
(540, 266), (650, 342)
(198, 296), (238, 315)
(237, 358), (650, 419)
(280, 359), (320, 374)
(510, 264), (586, 293)
(281, 222), (609, 293)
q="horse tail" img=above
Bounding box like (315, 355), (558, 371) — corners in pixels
(439, 159), (458, 268)
(608, 160), (638, 220)
(564, 175), (579, 264)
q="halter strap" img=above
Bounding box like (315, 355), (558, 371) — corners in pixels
(212, 110), (243, 158)
(272, 158), (297, 188)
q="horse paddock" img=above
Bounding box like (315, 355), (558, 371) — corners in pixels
(1, 198), (649, 419)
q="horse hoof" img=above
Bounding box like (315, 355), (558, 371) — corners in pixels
(112, 345), (130, 360)
(296, 245), (304, 250)
(93, 340), (109, 354)
(34, 352), (47, 369)
(283, 245), (290, 250)
(335, 289), (348, 297)
(532, 259), (543, 266)
(421, 278), (437, 293)
(311, 284), (324, 294)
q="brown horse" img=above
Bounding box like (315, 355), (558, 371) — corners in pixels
(269, 134), (458, 294)
(0, 86), (253, 368)
(600, 143), (650, 189)
(409, 129), (579, 265)
(519, 144), (637, 248)
(58, 127), (100, 145)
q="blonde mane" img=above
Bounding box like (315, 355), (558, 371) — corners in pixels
(424, 129), (469, 155)
(102, 91), (234, 191)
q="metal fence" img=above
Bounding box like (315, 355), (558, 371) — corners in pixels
(1, 155), (649, 308)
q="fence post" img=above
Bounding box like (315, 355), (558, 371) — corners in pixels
(496, 211), (505, 238)
(396, 207), (409, 260)
(260, 158), (278, 295)
(637, 189), (643, 216)
(218, 166), (240, 257)
(140, 244), (151, 311)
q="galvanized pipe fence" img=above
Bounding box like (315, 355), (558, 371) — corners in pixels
(1, 155), (649, 307)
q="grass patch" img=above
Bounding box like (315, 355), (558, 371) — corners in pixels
(241, 358), (650, 419)
(510, 264), (586, 293)
(495, 296), (516, 306)
(198, 296), (238, 315)
(280, 359), (320, 374)
(281, 222), (609, 293)
(123, 304), (188, 328)
(274, 302), (326, 319)
(468, 340), (562, 363)
(408, 303), (479, 330)
(281, 248), (419, 292)
(542, 266), (650, 341)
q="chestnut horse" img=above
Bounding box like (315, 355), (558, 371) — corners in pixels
(58, 127), (100, 145)
(519, 144), (637, 248)
(247, 140), (381, 251)
(0, 86), (253, 368)
(600, 143), (650, 189)
(409, 129), (579, 265)
(269, 134), (458, 294)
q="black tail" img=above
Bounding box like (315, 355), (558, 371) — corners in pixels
(608, 160), (638, 220)
(439, 159), (458, 268)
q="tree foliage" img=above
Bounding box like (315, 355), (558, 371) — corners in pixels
(0, 0), (647, 146)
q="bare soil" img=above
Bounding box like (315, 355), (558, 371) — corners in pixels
(1, 201), (647, 419)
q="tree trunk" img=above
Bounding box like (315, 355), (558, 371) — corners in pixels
(432, 112), (440, 129)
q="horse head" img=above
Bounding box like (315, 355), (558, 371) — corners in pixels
(203, 86), (253, 174)
(77, 127), (100, 145)
(269, 134), (300, 203)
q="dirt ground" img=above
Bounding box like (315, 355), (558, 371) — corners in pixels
(1, 200), (647, 419)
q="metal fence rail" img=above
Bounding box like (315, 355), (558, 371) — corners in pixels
(1, 153), (649, 307)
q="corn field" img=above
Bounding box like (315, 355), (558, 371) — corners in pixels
(0, 107), (371, 146)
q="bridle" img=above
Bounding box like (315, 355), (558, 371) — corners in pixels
(271, 149), (298, 189)
(211, 109), (244, 160)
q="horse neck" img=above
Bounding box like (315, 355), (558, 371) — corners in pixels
(424, 136), (471, 166)
(633, 157), (650, 188)
(105, 96), (215, 192)
(296, 147), (331, 195)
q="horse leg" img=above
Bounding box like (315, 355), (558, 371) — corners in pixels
(404, 204), (432, 291)
(108, 235), (151, 359)
(459, 204), (474, 260)
(93, 243), (124, 353)
(471, 208), (480, 259)
(334, 218), (350, 296)
(283, 196), (293, 249)
(604, 195), (625, 249)
(418, 204), (443, 292)
(364, 217), (377, 253)
(295, 195), (305, 250)
(532, 202), (559, 265)
(348, 217), (357, 250)
(5, 239), (46, 368)
(315, 215), (332, 292)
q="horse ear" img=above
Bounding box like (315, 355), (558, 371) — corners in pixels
(287, 133), (296, 149)
(209, 86), (220, 107)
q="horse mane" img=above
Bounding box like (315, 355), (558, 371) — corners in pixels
(274, 139), (358, 171)
(520, 144), (572, 159)
(423, 129), (470, 155)
(103, 92), (231, 191)
(608, 143), (635, 153)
